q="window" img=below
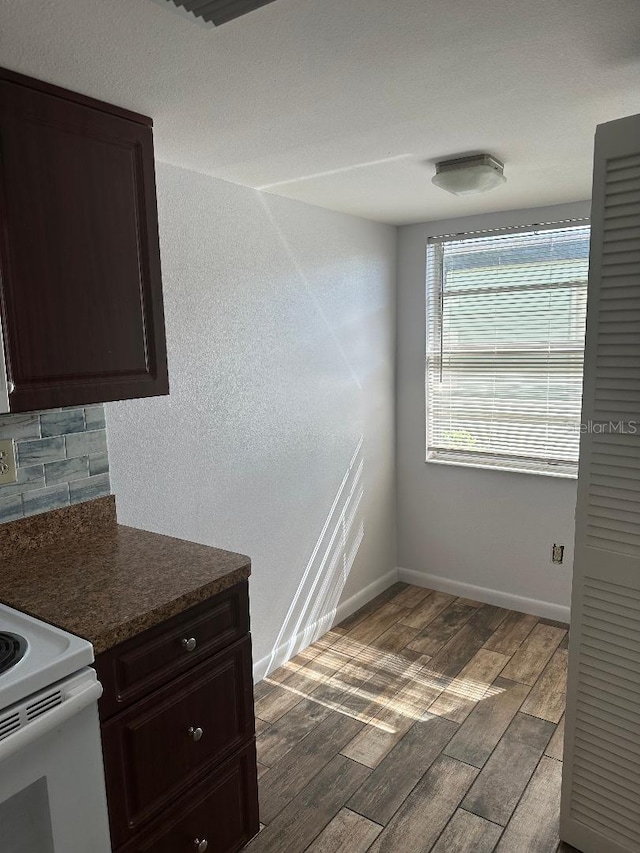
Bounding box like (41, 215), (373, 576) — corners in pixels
(426, 221), (591, 476)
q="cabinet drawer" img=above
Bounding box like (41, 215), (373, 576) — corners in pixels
(119, 740), (259, 853)
(102, 637), (255, 848)
(97, 581), (249, 719)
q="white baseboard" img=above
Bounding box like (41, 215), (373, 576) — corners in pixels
(333, 568), (399, 626)
(253, 568), (398, 683)
(253, 609), (336, 683)
(254, 565), (569, 683)
(396, 566), (570, 624)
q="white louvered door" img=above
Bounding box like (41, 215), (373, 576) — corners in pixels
(561, 114), (640, 853)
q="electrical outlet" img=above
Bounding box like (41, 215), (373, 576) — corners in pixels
(0, 439), (17, 485)
(551, 544), (564, 565)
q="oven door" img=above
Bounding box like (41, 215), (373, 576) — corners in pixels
(0, 668), (111, 853)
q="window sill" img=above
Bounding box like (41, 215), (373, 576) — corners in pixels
(425, 456), (578, 479)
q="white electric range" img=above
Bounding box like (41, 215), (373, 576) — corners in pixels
(0, 602), (112, 853)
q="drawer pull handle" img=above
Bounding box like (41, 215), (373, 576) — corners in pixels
(182, 637), (197, 652)
(188, 726), (204, 742)
(194, 840), (208, 852)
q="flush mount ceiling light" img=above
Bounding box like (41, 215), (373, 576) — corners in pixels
(432, 154), (506, 196)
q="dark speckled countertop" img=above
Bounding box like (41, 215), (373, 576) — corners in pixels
(0, 496), (251, 654)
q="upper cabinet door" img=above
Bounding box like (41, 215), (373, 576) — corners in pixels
(0, 68), (169, 413)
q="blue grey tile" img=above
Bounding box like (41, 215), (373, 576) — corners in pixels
(69, 473), (110, 505)
(65, 429), (107, 459)
(0, 465), (46, 497)
(17, 436), (66, 466)
(45, 456), (89, 486)
(0, 413), (41, 441)
(17, 464), (45, 485)
(84, 405), (106, 431)
(0, 494), (23, 523)
(0, 408), (109, 515)
(40, 408), (85, 438)
(23, 483), (70, 516)
(89, 453), (109, 476)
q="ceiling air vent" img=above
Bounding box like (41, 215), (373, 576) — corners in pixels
(151, 0), (280, 27)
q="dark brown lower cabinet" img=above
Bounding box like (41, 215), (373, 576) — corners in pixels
(95, 582), (260, 852)
(119, 743), (259, 853)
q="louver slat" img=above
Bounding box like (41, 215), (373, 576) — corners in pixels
(572, 782), (639, 834)
(155, 0), (279, 25)
(568, 578), (640, 849)
(572, 763), (640, 817)
(177, 0), (215, 11)
(608, 153), (640, 171)
(584, 150), (640, 560)
(577, 709), (640, 754)
(202, 0), (277, 24)
(562, 122), (640, 853)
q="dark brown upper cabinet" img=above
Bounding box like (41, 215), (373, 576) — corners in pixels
(0, 68), (169, 413)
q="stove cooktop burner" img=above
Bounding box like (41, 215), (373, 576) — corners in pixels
(0, 632), (27, 675)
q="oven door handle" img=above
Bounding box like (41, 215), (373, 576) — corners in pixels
(0, 678), (103, 764)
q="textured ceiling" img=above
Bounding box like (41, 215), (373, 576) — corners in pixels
(1, 0), (639, 224)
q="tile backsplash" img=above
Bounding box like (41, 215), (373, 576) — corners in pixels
(0, 405), (110, 523)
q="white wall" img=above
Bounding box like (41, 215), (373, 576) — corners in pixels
(106, 163), (397, 676)
(396, 201), (591, 621)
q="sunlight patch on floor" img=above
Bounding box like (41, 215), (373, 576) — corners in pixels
(263, 638), (506, 733)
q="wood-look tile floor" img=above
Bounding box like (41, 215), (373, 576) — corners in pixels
(245, 583), (575, 853)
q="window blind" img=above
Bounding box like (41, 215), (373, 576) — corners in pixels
(426, 221), (591, 476)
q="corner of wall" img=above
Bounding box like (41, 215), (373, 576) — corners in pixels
(252, 567), (399, 682)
